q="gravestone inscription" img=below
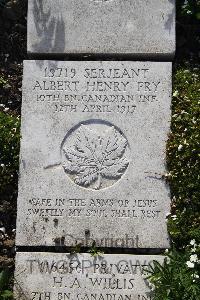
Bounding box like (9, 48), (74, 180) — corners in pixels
(16, 60), (171, 248)
(14, 253), (164, 300)
(28, 0), (175, 57)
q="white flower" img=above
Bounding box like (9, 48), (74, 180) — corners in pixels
(190, 239), (196, 246)
(186, 261), (195, 268)
(173, 90), (179, 97)
(166, 212), (171, 217)
(0, 164), (5, 167)
(165, 249), (169, 254)
(190, 254), (198, 263)
(192, 117), (196, 124)
(4, 107), (9, 112)
(178, 144), (183, 151)
(191, 247), (197, 253)
(194, 274), (199, 279)
(0, 227), (6, 234)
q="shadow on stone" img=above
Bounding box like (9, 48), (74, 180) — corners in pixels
(165, 0), (175, 33)
(32, 0), (65, 56)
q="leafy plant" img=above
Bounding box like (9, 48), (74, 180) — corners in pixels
(0, 76), (8, 88)
(178, 0), (200, 20)
(63, 125), (129, 189)
(0, 112), (20, 202)
(146, 244), (200, 300)
(88, 241), (104, 257)
(146, 66), (200, 300)
(167, 67), (200, 247)
(0, 269), (13, 300)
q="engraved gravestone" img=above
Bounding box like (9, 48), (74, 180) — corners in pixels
(27, 0), (175, 57)
(14, 253), (164, 300)
(16, 60), (171, 248)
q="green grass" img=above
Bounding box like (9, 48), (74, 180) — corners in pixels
(148, 67), (200, 299)
(0, 270), (13, 300)
(0, 112), (20, 202)
(167, 67), (200, 247)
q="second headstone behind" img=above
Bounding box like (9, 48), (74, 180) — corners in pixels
(28, 0), (175, 58)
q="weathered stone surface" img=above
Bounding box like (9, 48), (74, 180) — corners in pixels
(14, 252), (164, 300)
(16, 60), (171, 248)
(27, 0), (175, 58)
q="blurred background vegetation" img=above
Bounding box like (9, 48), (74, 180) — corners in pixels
(0, 0), (199, 299)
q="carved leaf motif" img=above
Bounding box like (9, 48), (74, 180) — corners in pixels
(101, 157), (129, 178)
(63, 125), (129, 189)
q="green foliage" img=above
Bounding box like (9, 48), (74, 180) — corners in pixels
(147, 67), (200, 299)
(147, 244), (200, 300)
(0, 270), (13, 300)
(167, 67), (200, 247)
(88, 241), (104, 257)
(177, 0), (200, 20)
(0, 75), (8, 88)
(0, 112), (20, 201)
(0, 291), (13, 300)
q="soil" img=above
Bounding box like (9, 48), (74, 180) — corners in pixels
(0, 0), (27, 271)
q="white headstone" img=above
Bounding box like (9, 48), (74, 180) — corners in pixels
(16, 60), (171, 248)
(14, 252), (165, 300)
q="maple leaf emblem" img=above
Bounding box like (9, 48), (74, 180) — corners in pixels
(63, 125), (129, 190)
